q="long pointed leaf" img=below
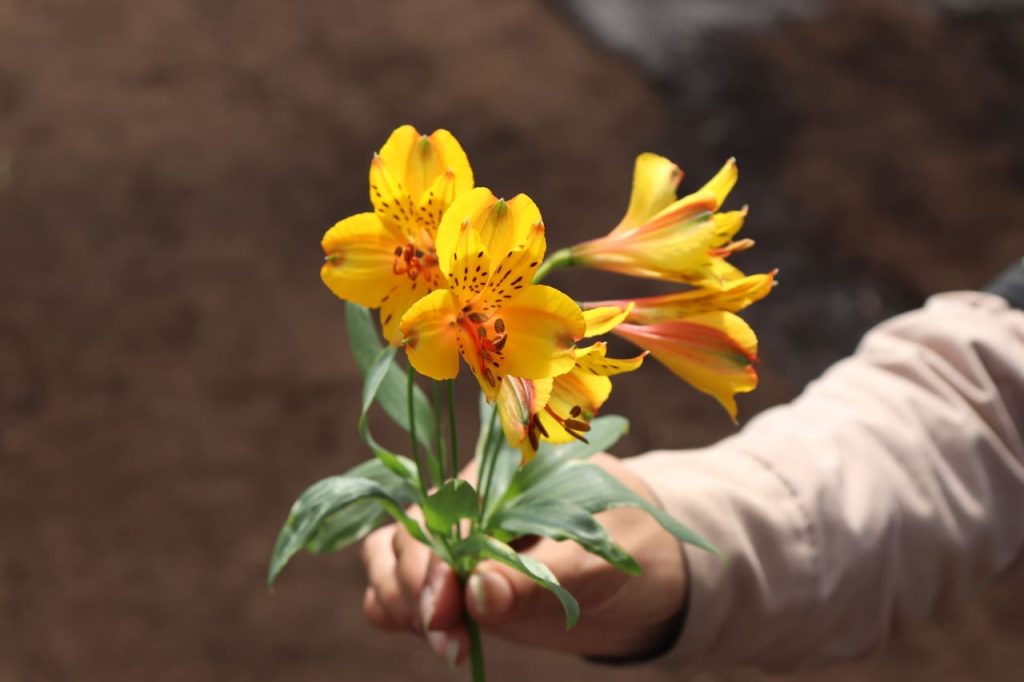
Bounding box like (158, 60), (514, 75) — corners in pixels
(478, 537), (580, 629)
(356, 346), (419, 484)
(501, 416), (630, 503)
(307, 457), (418, 554)
(346, 302), (436, 456)
(490, 500), (641, 575)
(268, 475), (427, 586)
(517, 460), (717, 554)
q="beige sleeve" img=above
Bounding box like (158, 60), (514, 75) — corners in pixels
(625, 291), (1024, 671)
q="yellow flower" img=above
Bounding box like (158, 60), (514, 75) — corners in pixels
(494, 306), (645, 463)
(584, 274), (777, 422)
(320, 125), (474, 344)
(399, 188), (586, 399)
(569, 154), (751, 286)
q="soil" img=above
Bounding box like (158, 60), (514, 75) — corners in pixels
(1, 0), (1022, 680)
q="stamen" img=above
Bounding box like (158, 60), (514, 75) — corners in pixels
(493, 318), (506, 334)
(564, 419), (591, 432)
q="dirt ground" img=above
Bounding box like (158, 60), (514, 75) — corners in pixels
(1, 0), (1022, 680)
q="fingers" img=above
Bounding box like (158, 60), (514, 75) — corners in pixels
(361, 525), (416, 631)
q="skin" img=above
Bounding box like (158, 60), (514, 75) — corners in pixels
(358, 453), (689, 666)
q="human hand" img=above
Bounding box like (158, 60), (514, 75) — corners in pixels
(358, 453), (689, 666)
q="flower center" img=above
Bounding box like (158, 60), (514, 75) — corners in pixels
(543, 404), (591, 444)
(456, 307), (508, 388)
(392, 243), (439, 282)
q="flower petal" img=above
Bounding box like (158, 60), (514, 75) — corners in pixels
(441, 218), (492, 306)
(694, 157), (738, 209)
(415, 169), (458, 241)
(497, 376), (552, 453)
(590, 271), (776, 324)
(379, 278), (426, 346)
(379, 125), (474, 203)
(400, 289), (461, 380)
(369, 154), (417, 241)
(498, 285), (585, 380)
(435, 188), (495, 283)
(538, 369), (611, 445)
(320, 213), (403, 308)
(582, 304), (634, 338)
(480, 219), (545, 314)
(613, 153), (683, 235)
(615, 312), (758, 421)
(574, 342), (647, 376)
(711, 207), (748, 247)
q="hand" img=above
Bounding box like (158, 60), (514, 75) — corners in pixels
(358, 453), (689, 666)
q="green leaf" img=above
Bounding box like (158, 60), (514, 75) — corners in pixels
(487, 415), (630, 514)
(268, 475), (427, 586)
(422, 479), (479, 536)
(490, 500), (641, 575)
(346, 302), (436, 456)
(478, 536), (580, 629)
(356, 346), (415, 481)
(516, 460), (718, 555)
(306, 457), (418, 554)
(473, 392), (501, 462)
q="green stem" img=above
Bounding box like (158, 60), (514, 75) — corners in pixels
(458, 573), (486, 682)
(475, 407), (499, 514)
(407, 362), (429, 495)
(447, 380), (458, 482)
(432, 381), (448, 481)
(478, 408), (504, 523)
(532, 247), (576, 284)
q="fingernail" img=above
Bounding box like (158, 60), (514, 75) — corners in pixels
(467, 573), (489, 615)
(444, 636), (460, 668)
(468, 571), (511, 617)
(426, 631), (459, 667)
(419, 583), (435, 631)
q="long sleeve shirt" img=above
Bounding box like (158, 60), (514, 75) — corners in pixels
(626, 290), (1024, 670)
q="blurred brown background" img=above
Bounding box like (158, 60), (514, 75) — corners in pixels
(2, 0), (1023, 680)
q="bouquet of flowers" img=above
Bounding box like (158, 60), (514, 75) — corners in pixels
(268, 125), (775, 679)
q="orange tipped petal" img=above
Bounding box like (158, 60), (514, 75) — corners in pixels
(613, 153), (683, 235)
(615, 312), (758, 421)
(497, 376), (552, 459)
(582, 303), (634, 338)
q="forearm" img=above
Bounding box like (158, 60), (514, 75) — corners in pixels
(627, 290), (1024, 670)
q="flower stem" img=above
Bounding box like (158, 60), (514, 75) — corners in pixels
(407, 362), (428, 495)
(475, 406), (499, 516)
(478, 409), (504, 523)
(447, 379), (458, 482)
(533, 247), (576, 284)
(432, 381), (448, 480)
(460, 577), (486, 682)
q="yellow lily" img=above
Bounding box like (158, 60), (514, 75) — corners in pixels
(585, 279), (771, 421)
(320, 125), (474, 344)
(399, 188), (586, 400)
(569, 153), (751, 286)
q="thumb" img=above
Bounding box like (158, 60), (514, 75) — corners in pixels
(464, 539), (591, 628)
